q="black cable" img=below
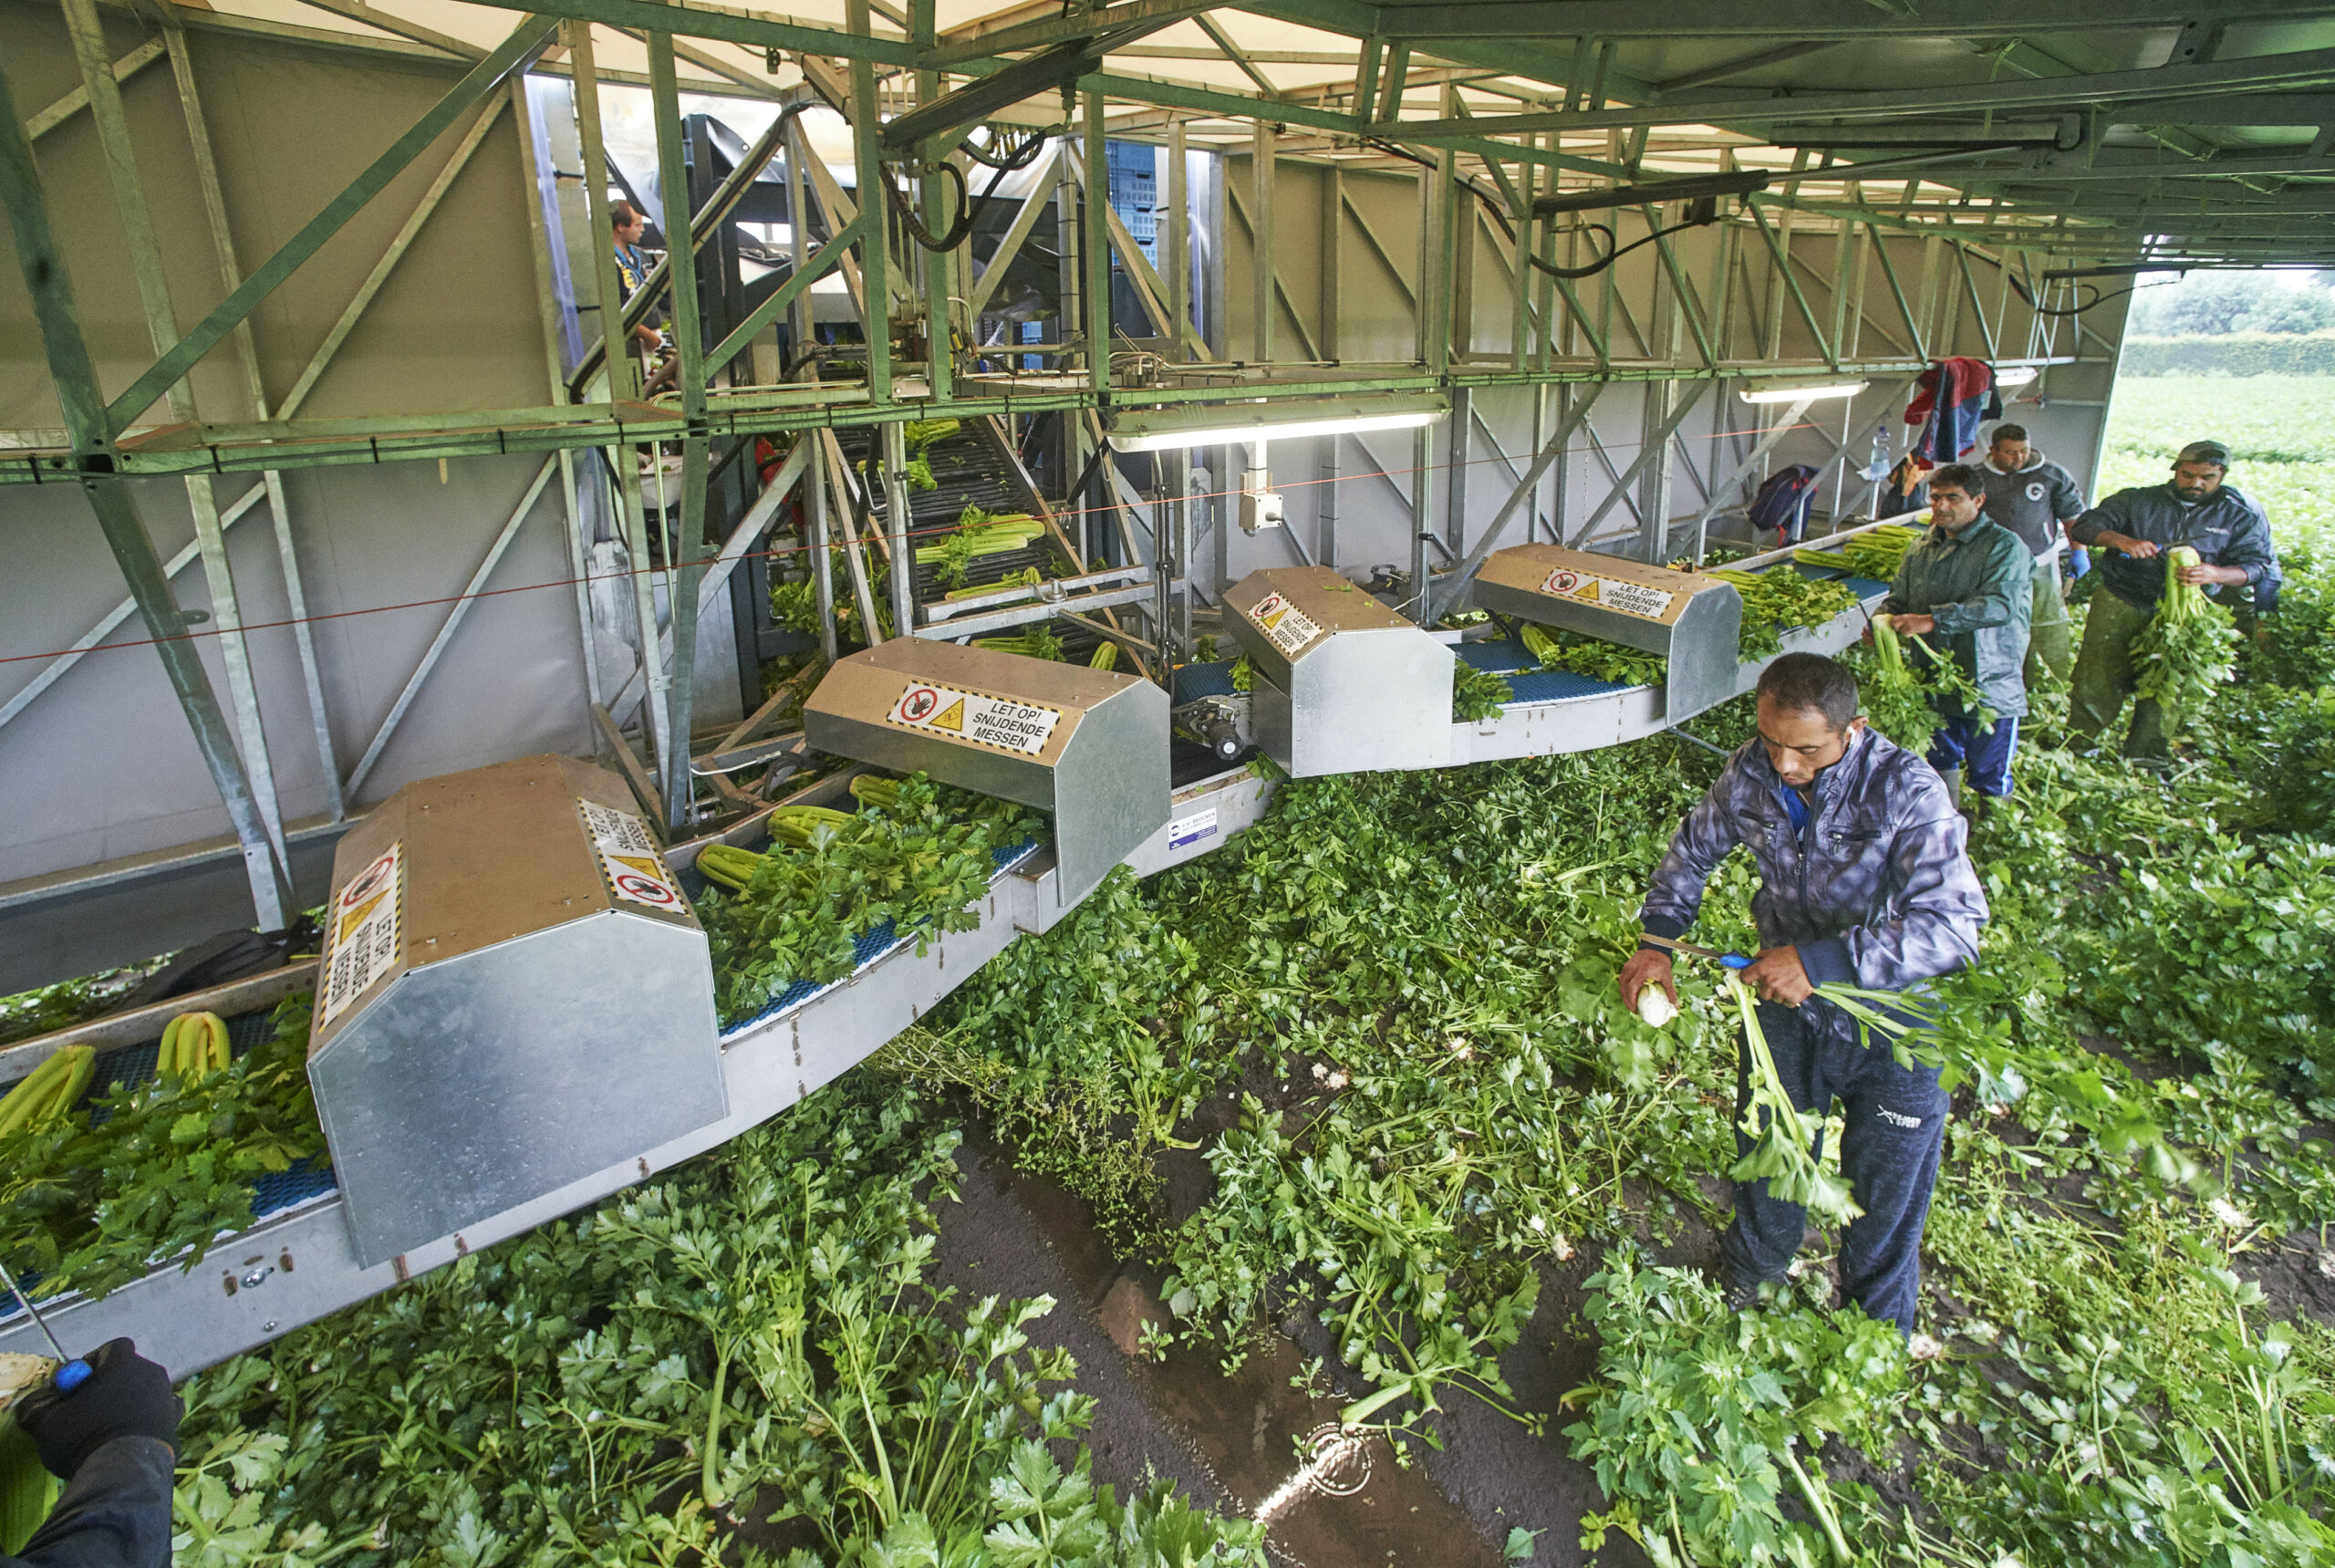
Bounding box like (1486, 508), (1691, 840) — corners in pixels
(1365, 134), (1722, 280)
(882, 158), (976, 252)
(2006, 273), (2164, 318)
(1363, 138), (1515, 239)
(960, 125), (1052, 171)
(1528, 207), (1720, 281)
(1529, 222), (1617, 280)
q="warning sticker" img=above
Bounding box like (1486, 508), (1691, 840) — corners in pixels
(579, 800), (692, 919)
(1248, 591), (1323, 657)
(320, 841), (402, 1028)
(887, 681), (1063, 756)
(1168, 806), (1219, 851)
(1540, 567), (1676, 621)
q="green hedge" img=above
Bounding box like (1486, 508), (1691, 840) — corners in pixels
(2121, 333), (2335, 377)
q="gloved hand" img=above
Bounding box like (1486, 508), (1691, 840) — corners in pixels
(11, 1338), (181, 1480)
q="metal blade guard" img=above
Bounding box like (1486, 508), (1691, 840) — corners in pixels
(1224, 566), (1454, 776)
(307, 754), (725, 1270)
(1469, 545), (1744, 721)
(804, 639), (1170, 905)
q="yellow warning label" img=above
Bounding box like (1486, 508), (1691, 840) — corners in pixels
(610, 854), (666, 884)
(337, 891), (386, 947)
(1574, 578), (1603, 603)
(887, 680), (1063, 755)
(1247, 591), (1323, 657)
(321, 840), (402, 1029)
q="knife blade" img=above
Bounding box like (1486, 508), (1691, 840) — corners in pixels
(1638, 931), (1752, 970)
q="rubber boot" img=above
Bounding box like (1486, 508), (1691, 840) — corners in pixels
(1935, 767), (1963, 812)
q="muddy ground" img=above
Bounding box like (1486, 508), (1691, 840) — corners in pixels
(930, 1131), (1664, 1568)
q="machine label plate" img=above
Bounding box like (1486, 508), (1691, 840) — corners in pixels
(887, 681), (1063, 756)
(321, 840), (403, 1028)
(1541, 567), (1675, 621)
(1248, 591), (1323, 656)
(1168, 805), (1219, 851)
(578, 800), (692, 918)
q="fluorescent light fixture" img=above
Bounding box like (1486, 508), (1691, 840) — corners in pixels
(1107, 394), (1448, 453)
(1738, 379), (1869, 405)
(1995, 365), (2039, 387)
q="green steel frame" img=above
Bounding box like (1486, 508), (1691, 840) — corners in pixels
(5, 0), (2330, 934)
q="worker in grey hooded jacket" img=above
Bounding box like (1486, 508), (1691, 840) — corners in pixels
(1884, 462), (2033, 803)
(2066, 439), (2281, 758)
(1620, 654), (1987, 1334)
(1976, 424), (2083, 683)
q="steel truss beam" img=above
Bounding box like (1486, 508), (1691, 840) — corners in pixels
(1376, 47), (2335, 140)
(1366, 0), (2333, 41)
(1, 357), (2031, 486)
(106, 15), (560, 433)
(0, 58), (293, 929)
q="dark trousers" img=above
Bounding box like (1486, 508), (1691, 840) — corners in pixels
(1927, 713), (2019, 798)
(1722, 998), (1948, 1333)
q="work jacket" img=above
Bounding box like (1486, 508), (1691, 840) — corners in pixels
(1977, 449), (2083, 558)
(1885, 517), (2033, 722)
(1640, 727), (1986, 1028)
(2067, 483), (2281, 611)
(1, 1438), (174, 1567)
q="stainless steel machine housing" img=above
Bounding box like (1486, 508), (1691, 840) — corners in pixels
(803, 639), (1171, 904)
(1224, 566), (1454, 775)
(306, 754), (725, 1269)
(1469, 545), (1746, 721)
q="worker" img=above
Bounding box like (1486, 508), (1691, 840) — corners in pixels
(2066, 439), (2280, 759)
(609, 202), (669, 369)
(5, 1338), (181, 1566)
(1618, 654), (1986, 1334)
(1881, 462), (2033, 805)
(1974, 424), (2084, 683)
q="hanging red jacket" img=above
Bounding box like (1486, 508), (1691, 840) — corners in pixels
(1903, 358), (1999, 462)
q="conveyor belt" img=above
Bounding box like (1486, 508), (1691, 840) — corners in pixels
(834, 422), (1060, 607)
(1172, 659), (1243, 702)
(1786, 560), (1893, 598)
(0, 830), (1083, 1373)
(0, 1006), (339, 1330)
(1456, 638), (1639, 705)
(717, 837), (1043, 1039)
(0, 557), (1886, 1372)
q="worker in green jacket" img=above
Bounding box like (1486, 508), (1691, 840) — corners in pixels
(1881, 462), (2033, 803)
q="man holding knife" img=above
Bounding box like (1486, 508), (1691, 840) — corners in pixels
(1618, 653), (1988, 1333)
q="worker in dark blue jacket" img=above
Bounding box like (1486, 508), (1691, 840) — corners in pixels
(2066, 440), (2281, 759)
(1619, 654), (1987, 1333)
(3, 1339), (179, 1567)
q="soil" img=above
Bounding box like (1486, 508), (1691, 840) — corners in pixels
(923, 1022), (2335, 1567)
(929, 1128), (1653, 1568)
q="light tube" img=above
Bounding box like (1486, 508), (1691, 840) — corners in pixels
(1738, 379), (1869, 405)
(1106, 397), (1448, 453)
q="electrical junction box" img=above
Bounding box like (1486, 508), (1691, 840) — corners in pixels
(1469, 544), (1746, 721)
(1238, 468), (1284, 532)
(307, 754), (725, 1270)
(1224, 566), (1453, 776)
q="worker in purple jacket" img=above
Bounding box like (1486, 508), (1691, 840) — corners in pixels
(4, 1339), (180, 1567)
(1619, 654), (1987, 1333)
